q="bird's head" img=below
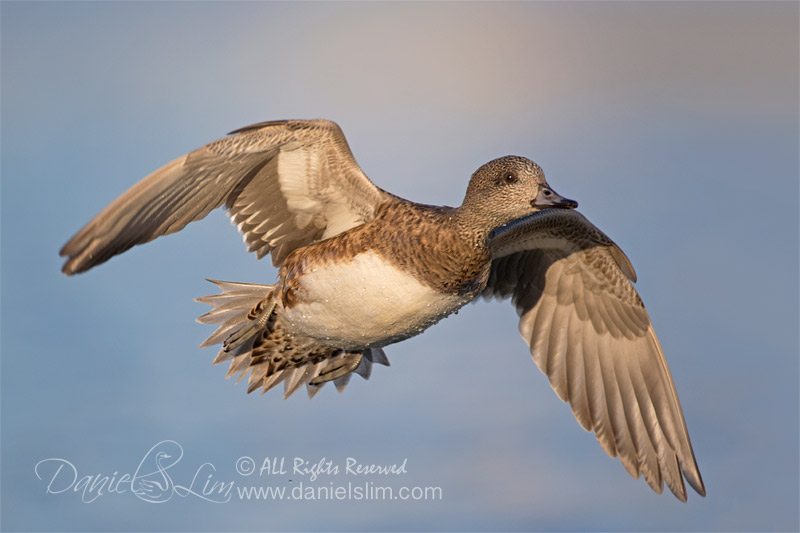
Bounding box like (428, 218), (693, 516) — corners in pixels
(460, 155), (577, 230)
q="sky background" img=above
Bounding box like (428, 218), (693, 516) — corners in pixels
(1, 1), (798, 531)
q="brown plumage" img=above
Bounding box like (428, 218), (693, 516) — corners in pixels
(60, 119), (705, 501)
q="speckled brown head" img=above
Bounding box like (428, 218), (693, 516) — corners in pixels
(457, 156), (577, 239)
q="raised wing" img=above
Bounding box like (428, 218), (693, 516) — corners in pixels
(60, 119), (390, 274)
(484, 209), (705, 501)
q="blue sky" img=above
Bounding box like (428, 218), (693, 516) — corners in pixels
(1, 1), (797, 531)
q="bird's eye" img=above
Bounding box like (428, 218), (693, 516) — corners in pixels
(503, 173), (517, 184)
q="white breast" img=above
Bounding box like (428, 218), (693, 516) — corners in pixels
(280, 251), (470, 349)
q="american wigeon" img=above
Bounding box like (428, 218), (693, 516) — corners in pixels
(60, 119), (705, 501)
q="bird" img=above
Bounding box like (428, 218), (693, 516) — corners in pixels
(132, 451), (174, 503)
(60, 118), (705, 501)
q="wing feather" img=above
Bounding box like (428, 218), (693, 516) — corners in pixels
(582, 320), (616, 457)
(565, 308), (592, 432)
(546, 302), (571, 401)
(598, 334), (640, 479)
(60, 119), (390, 274)
(485, 208), (705, 500)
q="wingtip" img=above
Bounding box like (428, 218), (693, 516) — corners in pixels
(60, 257), (82, 277)
(59, 245), (76, 275)
(686, 471), (706, 498)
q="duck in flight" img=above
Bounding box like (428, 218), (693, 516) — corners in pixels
(60, 119), (705, 501)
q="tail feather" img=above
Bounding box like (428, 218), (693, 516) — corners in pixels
(306, 383), (324, 399)
(366, 347), (390, 367)
(261, 370), (288, 394)
(353, 348), (391, 379)
(304, 362), (326, 398)
(196, 279), (273, 348)
(211, 348), (234, 366)
(196, 280), (390, 399)
(283, 366), (310, 398)
(197, 299), (260, 324)
(354, 355), (372, 380)
(334, 372), (353, 392)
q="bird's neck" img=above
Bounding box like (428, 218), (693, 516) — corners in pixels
(453, 205), (499, 249)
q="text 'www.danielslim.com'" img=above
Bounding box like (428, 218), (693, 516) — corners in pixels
(237, 481), (442, 501)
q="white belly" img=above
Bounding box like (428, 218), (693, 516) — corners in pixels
(280, 251), (471, 349)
